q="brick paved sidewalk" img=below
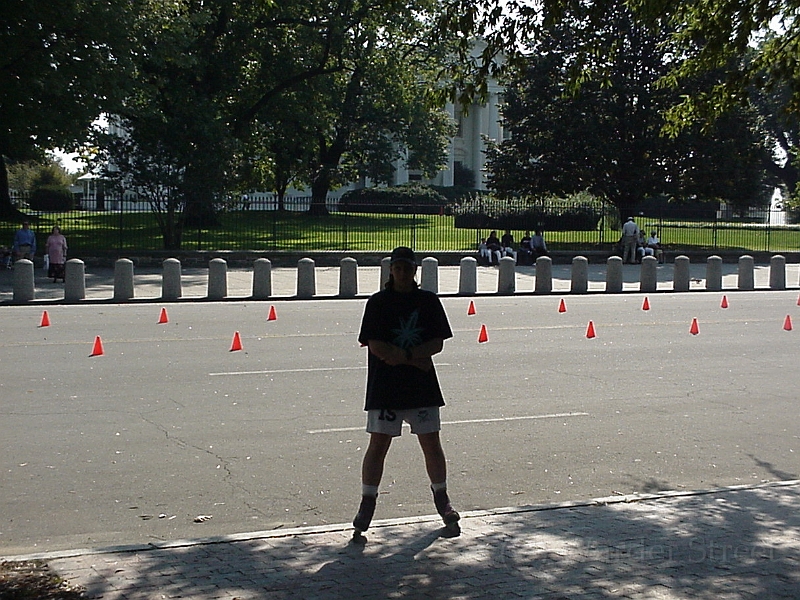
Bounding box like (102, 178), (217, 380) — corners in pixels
(27, 481), (799, 599)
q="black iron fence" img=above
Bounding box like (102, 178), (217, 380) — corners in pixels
(3, 192), (799, 254)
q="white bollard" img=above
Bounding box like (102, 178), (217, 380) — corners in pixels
(207, 258), (228, 300)
(498, 256), (516, 294)
(606, 256), (623, 293)
(252, 258), (272, 299)
(162, 258), (182, 300)
(114, 258), (135, 301)
(534, 256), (553, 294)
(12, 258), (34, 303)
(297, 257), (316, 298)
(420, 257), (439, 293)
(339, 257), (358, 297)
(640, 256), (658, 292)
(64, 258), (85, 302)
(673, 255), (690, 292)
(706, 255), (722, 291)
(738, 255), (754, 291)
(533, 256), (553, 294)
(770, 254), (786, 290)
(571, 256), (588, 294)
(458, 256), (477, 295)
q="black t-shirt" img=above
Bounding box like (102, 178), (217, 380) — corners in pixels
(358, 287), (453, 411)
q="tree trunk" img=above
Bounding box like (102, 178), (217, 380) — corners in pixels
(309, 170), (331, 216)
(0, 155), (32, 222)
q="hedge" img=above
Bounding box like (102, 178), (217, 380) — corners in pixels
(339, 184), (449, 215)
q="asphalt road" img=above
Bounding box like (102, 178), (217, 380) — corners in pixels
(2, 291), (799, 556)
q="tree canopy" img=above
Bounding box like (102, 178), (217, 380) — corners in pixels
(96, 0), (457, 247)
(442, 0), (800, 127)
(0, 0), (139, 218)
(485, 3), (773, 218)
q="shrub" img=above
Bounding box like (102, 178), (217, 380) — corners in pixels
(451, 191), (604, 231)
(28, 186), (74, 211)
(339, 184), (449, 215)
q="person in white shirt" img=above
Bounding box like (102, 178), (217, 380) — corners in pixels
(646, 231), (663, 263)
(621, 217), (639, 264)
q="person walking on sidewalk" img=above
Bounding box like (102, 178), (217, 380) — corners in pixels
(353, 246), (460, 534)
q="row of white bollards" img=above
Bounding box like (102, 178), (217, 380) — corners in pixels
(7, 253), (795, 303)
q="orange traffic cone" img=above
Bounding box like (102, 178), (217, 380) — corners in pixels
(467, 300), (476, 316)
(690, 318), (700, 335)
(90, 335), (104, 356)
(39, 310), (50, 327)
(642, 297), (650, 311)
(558, 298), (567, 313)
(784, 315), (793, 331)
(478, 324), (489, 343)
(268, 306), (277, 321)
(158, 307), (169, 324)
(230, 331), (243, 351)
(585, 321), (596, 339)
(721, 295), (729, 309)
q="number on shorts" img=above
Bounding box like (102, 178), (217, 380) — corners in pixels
(378, 409), (397, 422)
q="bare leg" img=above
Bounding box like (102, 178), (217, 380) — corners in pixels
(361, 432), (393, 487)
(417, 431), (447, 484)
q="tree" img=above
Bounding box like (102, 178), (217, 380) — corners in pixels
(100, 0), (454, 246)
(441, 0), (800, 124)
(256, 0), (457, 216)
(748, 79), (800, 198)
(484, 3), (772, 218)
(1, 0), (138, 220)
(7, 157), (73, 194)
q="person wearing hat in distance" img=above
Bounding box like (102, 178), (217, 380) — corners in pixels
(353, 246), (460, 534)
(621, 216), (640, 264)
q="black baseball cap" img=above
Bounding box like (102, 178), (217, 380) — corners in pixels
(390, 246), (416, 265)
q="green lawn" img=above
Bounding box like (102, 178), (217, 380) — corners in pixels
(2, 210), (799, 253)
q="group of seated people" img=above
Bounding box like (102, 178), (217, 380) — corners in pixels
(478, 230), (548, 266)
(636, 230), (664, 263)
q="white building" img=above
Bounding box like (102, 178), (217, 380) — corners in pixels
(389, 87), (506, 191)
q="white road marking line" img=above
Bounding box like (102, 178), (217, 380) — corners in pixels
(306, 412), (590, 434)
(209, 363), (453, 377)
(209, 366), (366, 376)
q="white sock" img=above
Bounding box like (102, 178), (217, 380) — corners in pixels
(431, 481), (447, 492)
(362, 484), (379, 498)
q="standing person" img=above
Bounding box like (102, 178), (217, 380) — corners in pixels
(12, 221), (36, 263)
(353, 246), (460, 536)
(621, 217), (639, 264)
(45, 226), (68, 282)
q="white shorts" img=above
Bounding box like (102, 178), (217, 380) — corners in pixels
(366, 407), (441, 437)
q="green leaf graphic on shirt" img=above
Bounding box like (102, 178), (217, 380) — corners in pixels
(391, 310), (424, 350)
